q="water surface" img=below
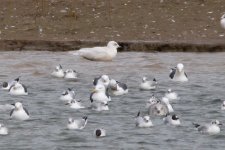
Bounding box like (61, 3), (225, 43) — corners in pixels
(0, 51), (225, 150)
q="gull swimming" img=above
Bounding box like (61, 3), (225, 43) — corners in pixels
(1, 77), (19, 90)
(140, 77), (157, 90)
(72, 41), (120, 61)
(135, 111), (153, 128)
(221, 14), (225, 29)
(193, 120), (222, 135)
(95, 128), (106, 137)
(163, 114), (181, 126)
(108, 79), (128, 96)
(10, 102), (30, 121)
(60, 88), (76, 102)
(67, 116), (88, 130)
(164, 89), (179, 101)
(51, 64), (65, 78)
(64, 69), (78, 80)
(169, 63), (188, 82)
(93, 75), (110, 88)
(9, 79), (28, 96)
(0, 123), (8, 135)
(90, 84), (111, 104)
(65, 99), (85, 109)
(148, 100), (169, 116)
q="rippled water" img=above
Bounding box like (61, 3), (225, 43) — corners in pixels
(0, 51), (225, 150)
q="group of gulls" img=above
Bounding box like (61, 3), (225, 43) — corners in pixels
(0, 40), (224, 137)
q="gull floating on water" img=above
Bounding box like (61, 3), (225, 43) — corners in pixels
(71, 41), (120, 61)
(65, 99), (85, 109)
(10, 102), (30, 121)
(91, 101), (109, 111)
(64, 69), (78, 80)
(148, 100), (169, 116)
(90, 84), (111, 104)
(164, 89), (179, 101)
(140, 77), (157, 90)
(1, 77), (19, 90)
(60, 88), (76, 102)
(51, 64), (65, 78)
(67, 116), (88, 130)
(193, 120), (222, 135)
(169, 63), (188, 82)
(221, 14), (225, 29)
(135, 111), (153, 128)
(163, 113), (181, 126)
(9, 78), (28, 96)
(161, 97), (174, 113)
(93, 75), (110, 88)
(0, 123), (8, 135)
(108, 79), (128, 96)
(95, 128), (106, 137)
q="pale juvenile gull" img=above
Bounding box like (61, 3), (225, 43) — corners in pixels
(71, 41), (120, 61)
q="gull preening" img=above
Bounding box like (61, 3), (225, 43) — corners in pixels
(221, 14), (225, 29)
(10, 102), (30, 121)
(193, 120), (222, 135)
(140, 77), (157, 90)
(71, 41), (120, 61)
(135, 111), (153, 128)
(169, 63), (188, 82)
(108, 79), (128, 96)
(67, 116), (88, 130)
(51, 64), (65, 78)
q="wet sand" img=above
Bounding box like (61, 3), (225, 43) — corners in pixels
(0, 0), (224, 51)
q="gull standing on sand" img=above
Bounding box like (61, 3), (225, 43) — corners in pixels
(221, 14), (225, 29)
(193, 120), (222, 135)
(71, 41), (120, 61)
(169, 63), (188, 82)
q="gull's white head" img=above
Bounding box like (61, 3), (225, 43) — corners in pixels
(15, 102), (23, 110)
(177, 63), (184, 72)
(68, 118), (74, 124)
(101, 75), (110, 83)
(107, 41), (120, 49)
(109, 79), (117, 90)
(143, 116), (150, 121)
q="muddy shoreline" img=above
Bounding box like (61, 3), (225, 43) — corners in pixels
(0, 39), (224, 52)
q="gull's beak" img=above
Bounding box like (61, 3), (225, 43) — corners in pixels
(91, 88), (97, 93)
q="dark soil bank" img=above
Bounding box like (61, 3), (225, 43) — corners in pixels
(0, 0), (224, 51)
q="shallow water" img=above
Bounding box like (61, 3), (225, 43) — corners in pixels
(0, 51), (225, 150)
